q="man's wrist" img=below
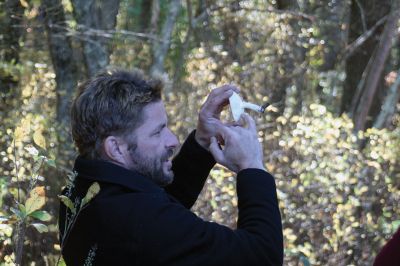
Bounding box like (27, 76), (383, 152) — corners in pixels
(194, 130), (209, 149)
(239, 161), (265, 172)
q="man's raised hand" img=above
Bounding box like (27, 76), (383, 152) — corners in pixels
(208, 113), (265, 173)
(195, 85), (239, 149)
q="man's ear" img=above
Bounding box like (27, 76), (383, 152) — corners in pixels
(103, 136), (127, 165)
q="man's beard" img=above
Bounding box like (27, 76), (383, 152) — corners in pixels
(128, 146), (174, 187)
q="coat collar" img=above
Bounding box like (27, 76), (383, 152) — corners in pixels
(73, 156), (164, 193)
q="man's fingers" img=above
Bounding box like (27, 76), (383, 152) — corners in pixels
(203, 85), (240, 115)
(209, 84), (239, 96)
(224, 121), (242, 127)
(215, 122), (234, 139)
(242, 113), (257, 132)
(209, 137), (224, 163)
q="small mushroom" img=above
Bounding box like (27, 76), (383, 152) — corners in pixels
(229, 92), (267, 122)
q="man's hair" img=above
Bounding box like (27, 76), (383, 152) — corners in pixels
(71, 69), (163, 159)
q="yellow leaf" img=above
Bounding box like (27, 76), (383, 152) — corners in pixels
(13, 118), (31, 142)
(14, 127), (24, 142)
(81, 182), (100, 208)
(58, 195), (76, 214)
(33, 131), (46, 149)
(19, 0), (29, 8)
(25, 186), (46, 214)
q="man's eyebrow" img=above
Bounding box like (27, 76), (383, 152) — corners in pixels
(152, 123), (166, 134)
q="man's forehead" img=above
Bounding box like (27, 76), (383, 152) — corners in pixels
(139, 101), (168, 129)
(143, 101), (167, 118)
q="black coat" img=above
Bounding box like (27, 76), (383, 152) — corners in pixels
(59, 131), (283, 265)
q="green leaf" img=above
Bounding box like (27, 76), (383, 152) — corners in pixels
(392, 220), (400, 232)
(81, 182), (100, 208)
(29, 210), (52, 221)
(300, 254), (311, 266)
(31, 223), (48, 233)
(18, 203), (27, 215)
(46, 159), (56, 168)
(32, 156), (44, 175)
(25, 186), (46, 214)
(10, 207), (26, 220)
(58, 195), (76, 214)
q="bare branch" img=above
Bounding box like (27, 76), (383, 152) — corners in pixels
(344, 15), (388, 60)
(48, 23), (162, 42)
(209, 5), (316, 21)
(374, 70), (400, 129)
(355, 0), (368, 32)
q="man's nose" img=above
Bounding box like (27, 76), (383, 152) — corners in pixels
(166, 128), (179, 148)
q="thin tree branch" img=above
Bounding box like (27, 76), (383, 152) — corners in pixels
(374, 70), (400, 129)
(47, 23), (163, 42)
(352, 2), (400, 131)
(355, 0), (368, 32)
(344, 15), (388, 60)
(209, 5), (316, 21)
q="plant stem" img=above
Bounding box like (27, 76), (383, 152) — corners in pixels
(12, 138), (20, 202)
(15, 220), (26, 266)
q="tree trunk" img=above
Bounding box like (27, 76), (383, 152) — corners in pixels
(341, 0), (392, 114)
(374, 70), (400, 129)
(139, 0), (152, 32)
(150, 0), (181, 76)
(71, 0), (121, 77)
(1, 0), (24, 63)
(276, 0), (298, 9)
(150, 0), (160, 34)
(42, 0), (79, 125)
(221, 0), (241, 63)
(318, 0), (348, 71)
(0, 0), (24, 109)
(275, 0), (306, 116)
(352, 1), (400, 132)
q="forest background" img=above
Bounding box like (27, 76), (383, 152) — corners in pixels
(0, 0), (400, 265)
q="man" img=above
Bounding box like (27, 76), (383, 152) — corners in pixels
(59, 69), (283, 265)
(373, 227), (400, 265)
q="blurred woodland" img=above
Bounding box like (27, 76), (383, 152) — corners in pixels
(0, 0), (400, 265)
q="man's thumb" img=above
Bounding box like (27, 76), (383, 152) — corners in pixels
(209, 137), (224, 164)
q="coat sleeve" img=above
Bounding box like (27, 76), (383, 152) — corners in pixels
(165, 130), (215, 209)
(140, 169), (283, 266)
(374, 227), (400, 265)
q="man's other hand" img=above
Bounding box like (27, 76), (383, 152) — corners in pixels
(195, 85), (239, 149)
(209, 113), (265, 173)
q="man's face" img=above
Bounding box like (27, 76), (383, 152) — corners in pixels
(124, 101), (179, 186)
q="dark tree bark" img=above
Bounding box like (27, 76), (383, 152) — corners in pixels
(71, 0), (121, 77)
(275, 0), (306, 116)
(173, 0), (194, 86)
(317, 0), (349, 71)
(341, 0), (391, 114)
(150, 0), (181, 76)
(0, 0), (24, 62)
(150, 0), (160, 34)
(276, 0), (298, 10)
(0, 0), (24, 105)
(42, 0), (79, 125)
(173, 0), (209, 88)
(139, 0), (152, 32)
(374, 70), (400, 129)
(351, 1), (400, 132)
